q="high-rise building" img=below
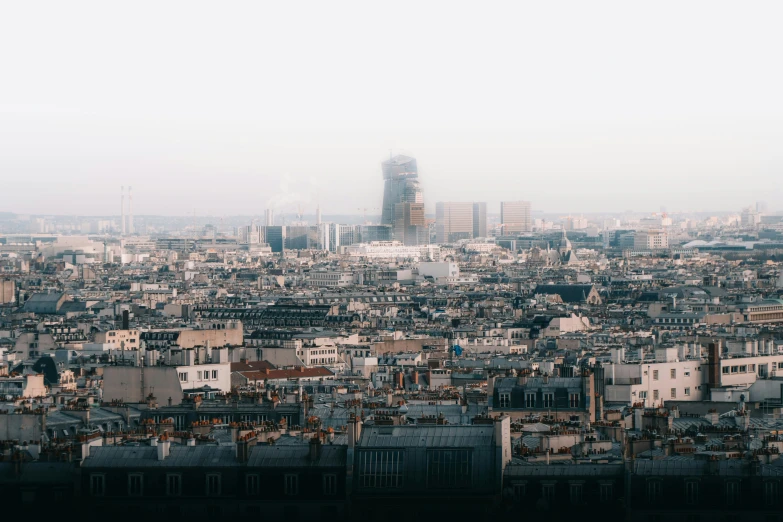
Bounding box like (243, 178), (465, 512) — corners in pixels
(381, 155), (428, 246)
(436, 202), (473, 243)
(634, 229), (669, 250)
(393, 202), (428, 246)
(500, 201), (532, 234)
(264, 209), (274, 226)
(473, 202), (487, 238)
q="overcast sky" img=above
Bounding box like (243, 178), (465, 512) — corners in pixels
(1, 1), (782, 217)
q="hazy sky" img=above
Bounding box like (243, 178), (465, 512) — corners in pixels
(2, 1), (782, 217)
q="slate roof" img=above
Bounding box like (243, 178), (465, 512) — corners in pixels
(83, 445), (241, 468)
(247, 444), (345, 468)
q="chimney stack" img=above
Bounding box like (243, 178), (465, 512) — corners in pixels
(120, 186), (126, 236)
(157, 437), (170, 461)
(128, 186), (134, 234)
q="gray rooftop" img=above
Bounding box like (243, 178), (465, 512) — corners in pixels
(359, 425), (495, 448)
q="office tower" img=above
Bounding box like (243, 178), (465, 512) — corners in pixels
(473, 202), (487, 238)
(358, 224), (393, 243)
(316, 205), (322, 225)
(381, 154), (428, 245)
(393, 202), (428, 246)
(265, 226), (285, 252)
(120, 186), (126, 236)
(436, 202), (473, 243)
(285, 226), (310, 250)
(264, 209), (274, 226)
(500, 201), (532, 234)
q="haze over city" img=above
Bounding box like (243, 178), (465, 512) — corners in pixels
(2, 0), (783, 216)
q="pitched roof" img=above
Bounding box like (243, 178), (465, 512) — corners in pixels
(534, 284), (596, 303)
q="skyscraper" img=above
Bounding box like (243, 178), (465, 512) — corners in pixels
(436, 202), (473, 243)
(473, 202), (487, 238)
(381, 154), (428, 245)
(500, 201), (532, 234)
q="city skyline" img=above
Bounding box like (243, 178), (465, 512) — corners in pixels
(3, 2), (783, 216)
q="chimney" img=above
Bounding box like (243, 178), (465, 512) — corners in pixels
(150, 436), (159, 447)
(236, 439), (249, 463)
(121, 186), (126, 236)
(309, 435), (322, 461)
(156, 438), (170, 461)
(187, 438), (196, 447)
(347, 414), (363, 448)
(707, 342), (721, 390)
(494, 415), (512, 469)
(386, 391), (393, 407)
(128, 186), (134, 234)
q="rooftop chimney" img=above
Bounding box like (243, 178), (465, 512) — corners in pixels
(120, 186), (126, 236)
(309, 435), (322, 461)
(128, 186), (134, 234)
(156, 438), (170, 461)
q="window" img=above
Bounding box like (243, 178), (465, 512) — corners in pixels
(684, 388), (691, 397)
(653, 370), (659, 380)
(206, 474), (221, 496)
(357, 450), (404, 488)
(197, 371), (203, 380)
(246, 474), (259, 496)
(513, 483), (526, 499)
(569, 393), (580, 408)
(128, 473), (143, 497)
(284, 474), (299, 496)
(543, 393), (554, 408)
(166, 474), (182, 496)
(723, 367), (730, 374)
(671, 369), (676, 379)
(685, 481), (698, 505)
(427, 449), (472, 489)
(569, 483), (583, 504)
(212, 370), (218, 379)
(525, 393), (536, 408)
(599, 483), (613, 503)
(639, 391), (647, 399)
(178, 372), (188, 382)
(726, 481), (739, 506)
(542, 484), (555, 502)
(671, 388), (677, 399)
(653, 390), (659, 400)
(90, 474), (105, 496)
(765, 481), (779, 507)
(323, 474), (337, 496)
(499, 393), (510, 408)
(647, 480), (661, 503)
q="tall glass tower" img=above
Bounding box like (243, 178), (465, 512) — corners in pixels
(380, 155), (428, 245)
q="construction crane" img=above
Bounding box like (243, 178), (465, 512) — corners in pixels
(357, 207), (377, 224)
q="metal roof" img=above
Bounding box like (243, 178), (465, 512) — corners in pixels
(505, 464), (623, 477)
(358, 425), (494, 448)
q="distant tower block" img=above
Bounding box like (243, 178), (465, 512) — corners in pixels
(121, 186), (126, 236)
(316, 205), (322, 225)
(128, 186), (134, 234)
(265, 209), (274, 226)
